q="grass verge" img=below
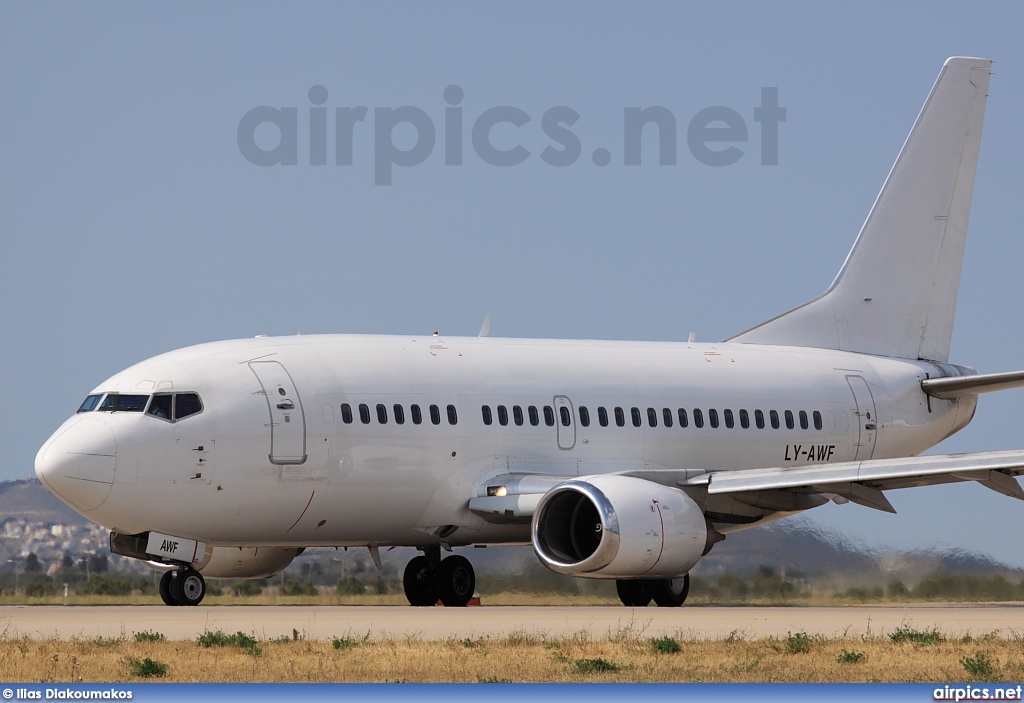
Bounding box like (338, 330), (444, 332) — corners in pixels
(0, 627), (1018, 682)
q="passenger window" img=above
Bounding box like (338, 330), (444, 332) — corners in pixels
(411, 404), (422, 425)
(614, 407), (625, 427)
(724, 409), (734, 429)
(147, 394), (172, 420)
(559, 406), (571, 426)
(662, 408), (673, 428)
(755, 409), (765, 429)
(376, 404), (388, 424)
(770, 410), (780, 429)
(813, 410), (823, 431)
(693, 408), (704, 428)
(513, 405), (524, 426)
(709, 409), (720, 429)
(100, 394), (149, 413)
(678, 408), (688, 428)
(430, 404), (441, 425)
(394, 404), (405, 425)
(481, 405), (492, 426)
(359, 404), (371, 424)
(447, 404), (458, 425)
(629, 407), (640, 427)
(647, 408), (658, 427)
(174, 393), (202, 420)
(77, 394), (103, 413)
(739, 409), (749, 429)
(598, 407), (609, 427)
(579, 406), (590, 427)
(529, 406), (540, 426)
(785, 410), (795, 430)
(341, 403), (353, 424)
(543, 406), (555, 427)
(799, 410), (809, 430)
(497, 405), (509, 426)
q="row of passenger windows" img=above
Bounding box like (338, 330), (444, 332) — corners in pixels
(340, 403), (458, 426)
(336, 401), (825, 432)
(482, 404), (825, 431)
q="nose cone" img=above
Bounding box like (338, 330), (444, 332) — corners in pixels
(35, 416), (117, 512)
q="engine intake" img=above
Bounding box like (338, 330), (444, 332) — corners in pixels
(532, 475), (711, 579)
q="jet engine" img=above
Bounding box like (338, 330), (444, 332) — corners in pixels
(531, 475), (713, 579)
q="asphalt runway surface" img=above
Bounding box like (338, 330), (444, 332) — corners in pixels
(3, 604), (1024, 641)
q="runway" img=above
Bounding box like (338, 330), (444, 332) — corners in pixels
(4, 604), (1024, 641)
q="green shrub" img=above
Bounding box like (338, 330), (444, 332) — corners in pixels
(196, 629), (261, 655)
(889, 626), (944, 646)
(232, 580), (264, 597)
(961, 651), (995, 678)
(77, 575), (149, 596)
(126, 656), (167, 678)
(574, 658), (618, 674)
(785, 631), (812, 654)
(24, 582), (48, 597)
(280, 579), (318, 596)
(837, 650), (865, 664)
(887, 579), (908, 598)
(651, 636), (681, 654)
(133, 630), (165, 643)
(336, 576), (365, 595)
(331, 635), (366, 650)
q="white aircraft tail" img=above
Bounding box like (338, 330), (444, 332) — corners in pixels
(729, 57), (991, 362)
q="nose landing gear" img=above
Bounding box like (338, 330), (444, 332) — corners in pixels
(158, 566), (207, 606)
(402, 547), (476, 607)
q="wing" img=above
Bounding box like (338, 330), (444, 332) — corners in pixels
(681, 449), (1024, 514)
(467, 450), (1024, 525)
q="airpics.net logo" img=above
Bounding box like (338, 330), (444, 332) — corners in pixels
(237, 85), (786, 185)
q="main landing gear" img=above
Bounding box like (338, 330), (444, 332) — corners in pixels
(158, 566), (207, 606)
(403, 547), (476, 607)
(616, 574), (690, 607)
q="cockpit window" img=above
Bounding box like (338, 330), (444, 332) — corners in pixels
(147, 394), (173, 420)
(144, 392), (203, 422)
(99, 394), (149, 412)
(174, 393), (203, 420)
(77, 394), (103, 413)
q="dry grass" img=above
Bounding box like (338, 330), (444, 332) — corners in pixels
(2, 628), (1023, 682)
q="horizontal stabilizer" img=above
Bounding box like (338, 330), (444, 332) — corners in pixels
(922, 370), (1024, 399)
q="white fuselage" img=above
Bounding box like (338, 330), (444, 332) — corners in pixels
(35, 334), (975, 549)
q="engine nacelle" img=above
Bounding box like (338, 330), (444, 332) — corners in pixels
(531, 475), (710, 579)
(195, 546), (302, 579)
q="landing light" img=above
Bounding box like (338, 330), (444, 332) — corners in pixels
(486, 485), (508, 497)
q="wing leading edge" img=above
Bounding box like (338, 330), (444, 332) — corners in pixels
(680, 449), (1024, 513)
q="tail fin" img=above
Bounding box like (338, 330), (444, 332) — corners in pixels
(729, 57), (991, 362)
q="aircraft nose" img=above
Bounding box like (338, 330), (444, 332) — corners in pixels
(35, 416), (117, 512)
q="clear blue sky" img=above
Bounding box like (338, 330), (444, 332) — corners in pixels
(4, 2), (1024, 563)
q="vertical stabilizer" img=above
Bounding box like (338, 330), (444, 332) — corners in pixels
(729, 57), (991, 362)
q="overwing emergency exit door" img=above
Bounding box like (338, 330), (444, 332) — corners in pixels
(554, 395), (576, 450)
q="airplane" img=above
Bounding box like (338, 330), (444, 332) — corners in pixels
(35, 56), (1024, 608)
